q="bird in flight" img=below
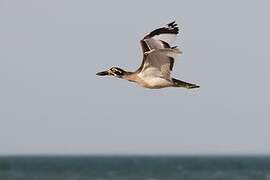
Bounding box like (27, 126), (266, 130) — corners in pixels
(96, 21), (199, 89)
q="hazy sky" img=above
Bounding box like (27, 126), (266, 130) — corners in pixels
(0, 0), (270, 155)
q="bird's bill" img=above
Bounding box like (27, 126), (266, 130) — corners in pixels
(96, 70), (111, 76)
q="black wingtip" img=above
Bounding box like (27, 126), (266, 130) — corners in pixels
(143, 21), (179, 42)
(167, 21), (179, 33)
(167, 21), (178, 28)
(167, 21), (176, 26)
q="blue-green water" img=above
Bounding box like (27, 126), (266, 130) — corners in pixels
(0, 156), (270, 180)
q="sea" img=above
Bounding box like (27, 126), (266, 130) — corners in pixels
(0, 156), (270, 180)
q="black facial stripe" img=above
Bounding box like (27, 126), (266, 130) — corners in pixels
(111, 67), (124, 75)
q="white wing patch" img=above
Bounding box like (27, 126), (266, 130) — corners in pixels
(152, 34), (177, 46)
(144, 48), (182, 59)
(142, 21), (179, 48)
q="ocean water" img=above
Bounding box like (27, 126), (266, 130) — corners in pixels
(0, 156), (270, 180)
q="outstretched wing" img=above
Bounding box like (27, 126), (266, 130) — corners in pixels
(137, 21), (180, 73)
(138, 47), (182, 80)
(143, 21), (179, 49)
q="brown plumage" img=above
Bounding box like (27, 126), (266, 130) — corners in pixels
(96, 21), (199, 89)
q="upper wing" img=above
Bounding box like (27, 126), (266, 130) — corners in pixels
(137, 21), (180, 72)
(143, 21), (179, 50)
(138, 47), (182, 80)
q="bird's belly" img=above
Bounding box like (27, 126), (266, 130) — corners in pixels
(140, 77), (172, 89)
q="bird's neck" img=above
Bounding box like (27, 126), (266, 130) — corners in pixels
(121, 71), (136, 82)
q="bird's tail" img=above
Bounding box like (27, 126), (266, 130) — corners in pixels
(172, 78), (200, 89)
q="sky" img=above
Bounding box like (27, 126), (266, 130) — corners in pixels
(0, 0), (270, 155)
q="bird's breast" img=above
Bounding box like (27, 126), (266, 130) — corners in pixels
(137, 75), (172, 89)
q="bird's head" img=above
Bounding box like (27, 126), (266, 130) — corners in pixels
(96, 67), (126, 78)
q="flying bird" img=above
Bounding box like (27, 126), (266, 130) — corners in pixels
(96, 21), (199, 89)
